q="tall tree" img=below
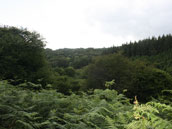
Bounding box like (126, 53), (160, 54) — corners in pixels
(0, 26), (51, 85)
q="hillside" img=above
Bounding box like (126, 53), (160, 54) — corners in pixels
(1, 27), (172, 128)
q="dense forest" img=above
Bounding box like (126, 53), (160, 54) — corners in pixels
(1, 26), (172, 129)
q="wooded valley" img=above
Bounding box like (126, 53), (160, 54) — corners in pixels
(1, 26), (172, 129)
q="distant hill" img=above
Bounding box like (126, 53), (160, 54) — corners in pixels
(45, 34), (172, 71)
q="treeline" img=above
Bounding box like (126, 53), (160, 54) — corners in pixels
(102, 34), (172, 57)
(122, 35), (172, 57)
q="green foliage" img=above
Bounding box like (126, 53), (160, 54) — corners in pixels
(0, 81), (41, 129)
(105, 79), (116, 89)
(1, 26), (172, 128)
(45, 48), (104, 69)
(44, 35), (172, 101)
(132, 49), (172, 75)
(127, 97), (172, 129)
(64, 67), (76, 77)
(18, 81), (42, 91)
(0, 81), (132, 129)
(0, 26), (53, 86)
(51, 75), (80, 94)
(86, 54), (134, 91)
(128, 64), (172, 102)
(1, 81), (172, 129)
(121, 34), (172, 57)
(85, 54), (172, 101)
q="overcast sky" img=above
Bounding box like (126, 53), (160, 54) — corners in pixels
(0, 0), (172, 49)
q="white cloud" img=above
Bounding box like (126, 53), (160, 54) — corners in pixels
(0, 0), (172, 49)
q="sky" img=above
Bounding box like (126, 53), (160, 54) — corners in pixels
(0, 0), (172, 49)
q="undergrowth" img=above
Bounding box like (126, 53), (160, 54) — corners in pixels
(0, 81), (172, 129)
